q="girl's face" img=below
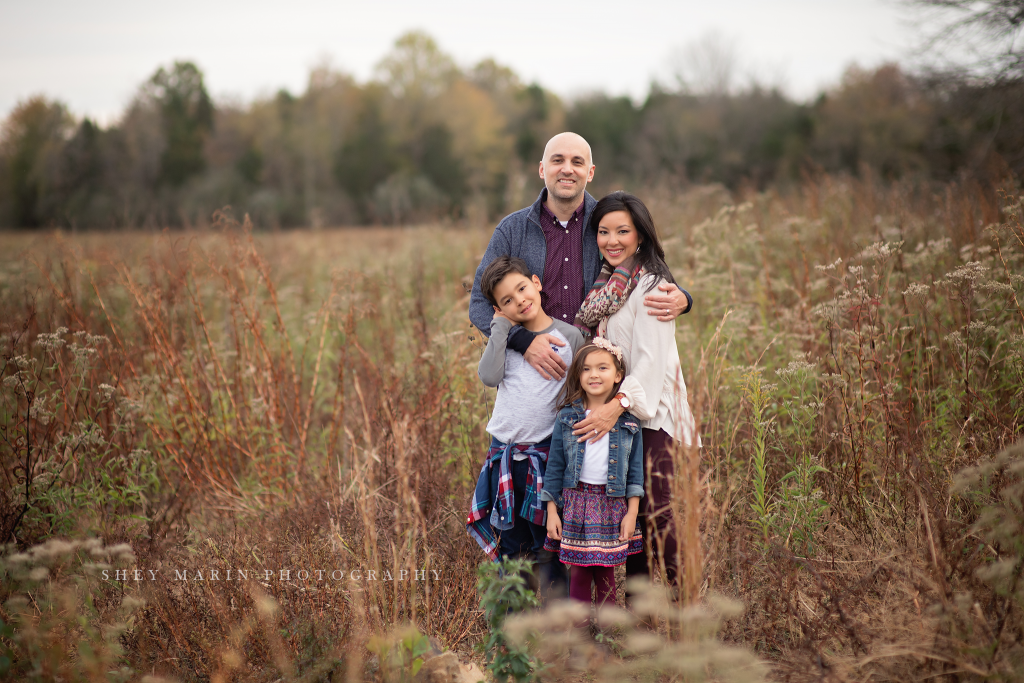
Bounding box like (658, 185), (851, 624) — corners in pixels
(579, 349), (624, 405)
(597, 210), (641, 267)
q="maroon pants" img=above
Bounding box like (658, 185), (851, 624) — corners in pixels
(569, 565), (615, 607)
(624, 428), (678, 586)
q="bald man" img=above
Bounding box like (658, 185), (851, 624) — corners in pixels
(469, 132), (691, 376)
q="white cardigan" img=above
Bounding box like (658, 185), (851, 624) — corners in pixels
(600, 274), (698, 446)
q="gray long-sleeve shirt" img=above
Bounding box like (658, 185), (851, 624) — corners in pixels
(478, 316), (585, 445)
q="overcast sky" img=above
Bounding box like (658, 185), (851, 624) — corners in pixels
(1, 0), (921, 123)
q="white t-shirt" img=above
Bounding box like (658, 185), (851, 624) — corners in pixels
(578, 409), (610, 484)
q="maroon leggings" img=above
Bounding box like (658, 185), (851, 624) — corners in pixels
(625, 428), (679, 586)
(569, 565), (615, 606)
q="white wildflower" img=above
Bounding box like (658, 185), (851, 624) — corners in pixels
(71, 344), (98, 362)
(117, 396), (143, 414)
(34, 331), (66, 351)
(942, 261), (987, 288)
(978, 281), (1015, 295)
(127, 448), (150, 463)
(776, 360), (818, 379)
(29, 396), (51, 425)
(860, 241), (903, 260)
(814, 257), (843, 273)
(964, 320), (998, 336)
(903, 282), (930, 298)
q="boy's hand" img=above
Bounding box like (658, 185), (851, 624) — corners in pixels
(643, 283), (687, 321)
(491, 306), (510, 321)
(525, 334), (567, 380)
(546, 502), (562, 540)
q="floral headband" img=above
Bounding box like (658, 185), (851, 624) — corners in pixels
(590, 337), (623, 363)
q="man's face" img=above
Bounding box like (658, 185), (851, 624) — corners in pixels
(539, 136), (595, 204)
(492, 272), (544, 325)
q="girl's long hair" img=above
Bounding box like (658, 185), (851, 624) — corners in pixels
(591, 191), (676, 293)
(558, 344), (627, 410)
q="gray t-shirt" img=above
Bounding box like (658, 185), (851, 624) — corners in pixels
(478, 316), (585, 446)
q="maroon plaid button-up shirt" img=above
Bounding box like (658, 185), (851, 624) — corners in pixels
(538, 199), (586, 324)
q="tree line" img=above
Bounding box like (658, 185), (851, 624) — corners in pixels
(1, 29), (1022, 229)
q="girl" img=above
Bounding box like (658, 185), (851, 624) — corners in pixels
(540, 339), (644, 610)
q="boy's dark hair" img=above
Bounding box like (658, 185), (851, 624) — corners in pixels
(480, 256), (533, 307)
(558, 343), (627, 409)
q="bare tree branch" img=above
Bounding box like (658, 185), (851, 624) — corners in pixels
(905, 0), (1024, 80)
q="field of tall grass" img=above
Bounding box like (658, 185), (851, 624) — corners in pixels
(1, 173), (1022, 682)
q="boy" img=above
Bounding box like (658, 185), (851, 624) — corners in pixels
(467, 256), (583, 585)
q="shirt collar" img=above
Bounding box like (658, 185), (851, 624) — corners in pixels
(540, 189), (585, 224)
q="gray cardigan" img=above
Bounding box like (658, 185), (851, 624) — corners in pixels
(469, 189), (601, 335)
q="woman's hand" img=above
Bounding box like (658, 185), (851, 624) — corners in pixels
(619, 497), (640, 542)
(572, 400), (624, 443)
(546, 501), (562, 541)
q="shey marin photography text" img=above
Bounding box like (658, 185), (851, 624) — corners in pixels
(101, 568), (444, 582)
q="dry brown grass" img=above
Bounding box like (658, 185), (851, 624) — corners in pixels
(0, 173), (1022, 681)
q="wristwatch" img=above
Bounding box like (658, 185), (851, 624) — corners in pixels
(614, 392), (630, 410)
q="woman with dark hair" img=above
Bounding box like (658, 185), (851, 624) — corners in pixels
(572, 190), (698, 588)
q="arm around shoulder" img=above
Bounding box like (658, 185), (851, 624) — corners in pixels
(678, 286), (693, 314)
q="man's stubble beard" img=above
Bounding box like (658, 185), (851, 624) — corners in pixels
(548, 181), (587, 207)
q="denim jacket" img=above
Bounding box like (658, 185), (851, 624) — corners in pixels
(540, 401), (644, 507)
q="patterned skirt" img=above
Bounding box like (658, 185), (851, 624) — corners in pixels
(543, 482), (643, 567)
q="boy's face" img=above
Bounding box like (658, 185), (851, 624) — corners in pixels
(491, 272), (544, 325)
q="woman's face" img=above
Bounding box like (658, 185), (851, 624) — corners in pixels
(596, 210), (641, 267)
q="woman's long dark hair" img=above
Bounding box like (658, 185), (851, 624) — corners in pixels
(558, 343), (627, 410)
(590, 191), (676, 293)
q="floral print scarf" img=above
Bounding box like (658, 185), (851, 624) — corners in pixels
(573, 256), (645, 336)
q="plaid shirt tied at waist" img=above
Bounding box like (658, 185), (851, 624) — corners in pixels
(466, 438), (550, 561)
